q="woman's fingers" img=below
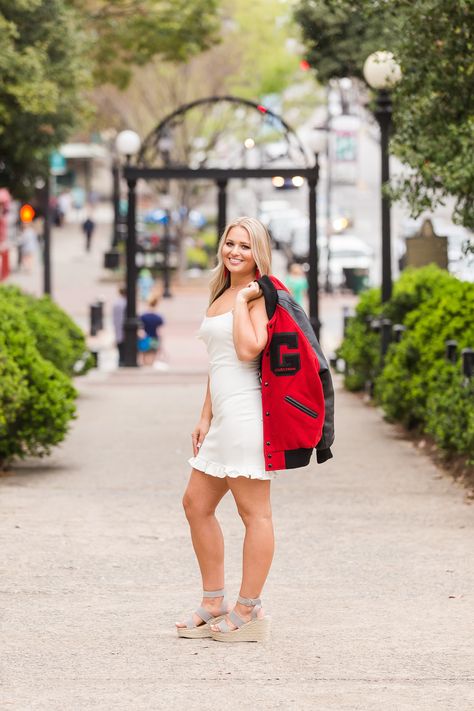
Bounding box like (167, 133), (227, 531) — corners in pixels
(192, 428), (205, 457)
(191, 430), (199, 457)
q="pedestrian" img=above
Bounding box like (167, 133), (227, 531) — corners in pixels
(138, 292), (165, 366)
(112, 286), (127, 367)
(176, 216), (334, 642)
(137, 268), (154, 303)
(18, 222), (38, 273)
(285, 262), (308, 308)
(57, 190), (72, 225)
(82, 216), (96, 252)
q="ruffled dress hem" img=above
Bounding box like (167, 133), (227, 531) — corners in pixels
(188, 455), (277, 480)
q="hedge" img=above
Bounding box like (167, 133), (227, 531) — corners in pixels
(337, 265), (474, 462)
(0, 285), (93, 376)
(0, 286), (87, 469)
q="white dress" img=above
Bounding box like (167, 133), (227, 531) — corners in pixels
(188, 311), (276, 480)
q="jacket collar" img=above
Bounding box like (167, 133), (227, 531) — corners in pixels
(257, 275), (289, 320)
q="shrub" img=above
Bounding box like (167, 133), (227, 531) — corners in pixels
(337, 287), (381, 390)
(376, 277), (474, 428)
(425, 364), (474, 463)
(0, 285), (92, 375)
(338, 265), (474, 461)
(0, 291), (77, 469)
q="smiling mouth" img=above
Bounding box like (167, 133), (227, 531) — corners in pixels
(228, 258), (243, 264)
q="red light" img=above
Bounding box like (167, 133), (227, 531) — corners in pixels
(20, 204), (35, 223)
(300, 59), (310, 71)
(257, 104), (268, 114)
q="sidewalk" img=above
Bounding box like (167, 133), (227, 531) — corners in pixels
(2, 382), (474, 708)
(2, 218), (473, 709)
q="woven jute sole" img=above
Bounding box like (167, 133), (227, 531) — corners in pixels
(211, 615), (271, 643)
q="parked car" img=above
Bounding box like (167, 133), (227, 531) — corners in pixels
(320, 234), (374, 290)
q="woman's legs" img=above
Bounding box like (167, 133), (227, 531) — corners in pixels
(211, 477), (274, 630)
(176, 468), (229, 627)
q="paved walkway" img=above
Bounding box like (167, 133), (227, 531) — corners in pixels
(2, 219), (473, 710)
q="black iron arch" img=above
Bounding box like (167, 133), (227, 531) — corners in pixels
(138, 94), (309, 167)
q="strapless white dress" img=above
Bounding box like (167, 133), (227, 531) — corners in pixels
(188, 310), (276, 480)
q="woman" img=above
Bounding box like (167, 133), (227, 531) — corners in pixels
(176, 216), (274, 643)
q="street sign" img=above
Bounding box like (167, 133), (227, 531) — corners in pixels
(335, 131), (357, 162)
(49, 150), (67, 175)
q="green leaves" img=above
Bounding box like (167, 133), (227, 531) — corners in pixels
(71, 0), (220, 88)
(0, 0), (220, 198)
(294, 0), (474, 229)
(0, 287), (78, 468)
(338, 265), (474, 462)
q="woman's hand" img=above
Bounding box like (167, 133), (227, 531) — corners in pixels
(191, 418), (211, 456)
(236, 281), (262, 304)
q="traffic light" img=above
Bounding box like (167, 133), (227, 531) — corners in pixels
(20, 204), (35, 223)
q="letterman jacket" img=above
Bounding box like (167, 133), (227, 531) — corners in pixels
(256, 275), (335, 472)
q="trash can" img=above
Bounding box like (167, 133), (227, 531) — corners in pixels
(103, 249), (120, 270)
(343, 267), (369, 294)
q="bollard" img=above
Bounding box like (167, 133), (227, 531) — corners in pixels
(370, 318), (381, 333)
(381, 318), (392, 356)
(461, 348), (474, 378)
(90, 350), (99, 368)
(393, 324), (406, 342)
(96, 300), (104, 331)
(445, 339), (458, 364)
(342, 306), (351, 337)
(90, 303), (101, 336)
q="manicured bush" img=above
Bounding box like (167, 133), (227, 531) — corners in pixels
(425, 364), (474, 462)
(337, 265), (474, 462)
(0, 285), (92, 375)
(0, 289), (77, 469)
(337, 287), (381, 391)
(376, 276), (474, 427)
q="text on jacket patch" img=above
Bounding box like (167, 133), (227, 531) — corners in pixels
(270, 332), (301, 376)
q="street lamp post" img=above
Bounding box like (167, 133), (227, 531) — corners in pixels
(158, 129), (173, 298)
(307, 156), (320, 338)
(363, 51), (402, 305)
(116, 130), (142, 367)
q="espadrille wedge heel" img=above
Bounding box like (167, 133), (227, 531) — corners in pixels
(210, 595), (271, 643)
(176, 588), (229, 639)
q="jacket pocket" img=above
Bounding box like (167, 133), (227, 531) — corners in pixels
(284, 395), (318, 419)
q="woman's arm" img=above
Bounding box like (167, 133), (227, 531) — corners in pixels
(233, 284), (269, 361)
(191, 376), (212, 456)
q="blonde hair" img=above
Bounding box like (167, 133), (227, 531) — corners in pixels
(209, 216), (272, 304)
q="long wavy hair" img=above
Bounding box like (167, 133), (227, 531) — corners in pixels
(208, 216), (272, 305)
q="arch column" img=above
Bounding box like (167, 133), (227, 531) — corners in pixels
(217, 179), (228, 242)
(307, 158), (320, 338)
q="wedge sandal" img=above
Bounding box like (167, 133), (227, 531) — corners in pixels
(210, 595), (271, 643)
(176, 588), (228, 638)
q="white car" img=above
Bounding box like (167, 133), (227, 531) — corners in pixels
(320, 234), (374, 289)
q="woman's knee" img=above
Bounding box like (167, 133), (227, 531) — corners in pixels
(182, 492), (215, 521)
(237, 506), (272, 528)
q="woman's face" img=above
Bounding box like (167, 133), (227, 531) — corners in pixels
(221, 226), (256, 277)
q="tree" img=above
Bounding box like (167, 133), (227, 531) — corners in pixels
(71, 0), (220, 89)
(389, 0), (474, 230)
(0, 0), (90, 198)
(0, 0), (220, 199)
(294, 0), (390, 83)
(294, 0), (474, 230)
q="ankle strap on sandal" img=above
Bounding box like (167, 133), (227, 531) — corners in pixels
(237, 595), (261, 607)
(203, 588), (225, 598)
